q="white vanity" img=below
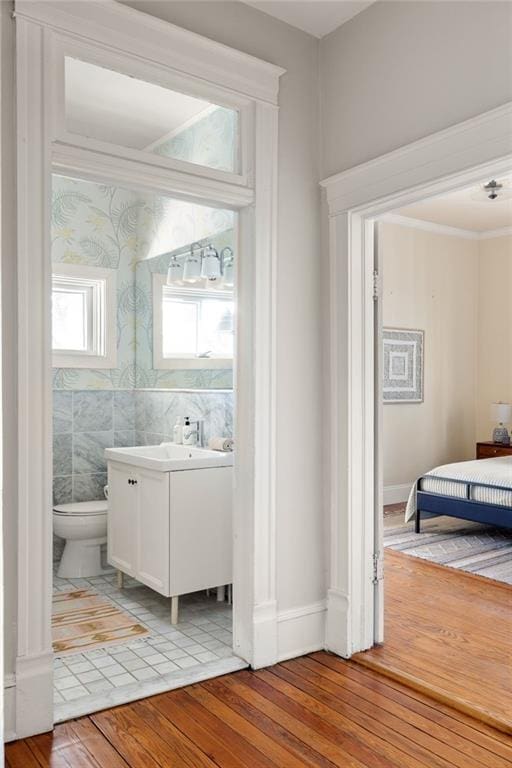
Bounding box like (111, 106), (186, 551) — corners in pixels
(105, 444), (233, 624)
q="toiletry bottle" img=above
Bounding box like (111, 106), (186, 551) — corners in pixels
(182, 417), (197, 446)
(173, 417), (183, 444)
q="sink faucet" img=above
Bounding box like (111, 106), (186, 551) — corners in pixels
(184, 418), (204, 447)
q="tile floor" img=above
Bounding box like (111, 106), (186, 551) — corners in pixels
(53, 567), (238, 720)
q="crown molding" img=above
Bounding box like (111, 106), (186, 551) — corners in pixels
(379, 213), (512, 241)
(14, 0), (286, 105)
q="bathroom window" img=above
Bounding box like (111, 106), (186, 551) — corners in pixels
(153, 275), (234, 369)
(52, 264), (117, 368)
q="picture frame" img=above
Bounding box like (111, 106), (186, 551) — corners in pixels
(383, 328), (424, 403)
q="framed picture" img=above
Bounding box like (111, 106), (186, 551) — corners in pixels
(383, 328), (424, 403)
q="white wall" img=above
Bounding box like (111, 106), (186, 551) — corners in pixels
(476, 235), (512, 441)
(320, 1), (512, 177)
(382, 227), (512, 500)
(1, 0), (17, 742)
(117, 2), (325, 642)
(380, 223), (478, 495)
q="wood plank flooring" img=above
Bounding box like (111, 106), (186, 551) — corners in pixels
(7, 653), (512, 767)
(353, 549), (512, 734)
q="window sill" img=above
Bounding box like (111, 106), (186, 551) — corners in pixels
(153, 357), (232, 370)
(52, 353), (117, 369)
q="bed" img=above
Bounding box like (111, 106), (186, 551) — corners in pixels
(405, 456), (512, 533)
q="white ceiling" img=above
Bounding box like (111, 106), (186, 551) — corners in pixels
(66, 58), (211, 150)
(242, 0), (375, 38)
(396, 176), (512, 233)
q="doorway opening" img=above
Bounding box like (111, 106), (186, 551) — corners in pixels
(357, 170), (512, 732)
(51, 173), (245, 722)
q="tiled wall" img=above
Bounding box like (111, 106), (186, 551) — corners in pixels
(53, 390), (136, 505)
(53, 389), (234, 505)
(134, 390), (233, 447)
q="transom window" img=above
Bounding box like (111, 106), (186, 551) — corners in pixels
(52, 264), (116, 368)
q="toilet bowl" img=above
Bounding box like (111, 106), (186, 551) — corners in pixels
(53, 500), (108, 578)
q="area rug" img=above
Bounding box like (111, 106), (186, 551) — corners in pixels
(52, 588), (149, 656)
(384, 505), (512, 585)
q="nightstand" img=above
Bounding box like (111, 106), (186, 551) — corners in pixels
(476, 441), (512, 459)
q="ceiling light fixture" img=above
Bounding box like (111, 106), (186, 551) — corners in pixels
(471, 179), (512, 203)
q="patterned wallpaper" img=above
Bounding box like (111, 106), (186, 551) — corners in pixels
(154, 105), (237, 174)
(135, 228), (234, 390)
(52, 175), (234, 390)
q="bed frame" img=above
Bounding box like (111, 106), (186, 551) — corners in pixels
(415, 476), (512, 533)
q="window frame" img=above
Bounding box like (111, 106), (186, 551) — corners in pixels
(152, 273), (234, 369)
(52, 263), (117, 369)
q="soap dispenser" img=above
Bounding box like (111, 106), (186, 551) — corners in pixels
(173, 417), (183, 444)
(182, 416), (197, 446)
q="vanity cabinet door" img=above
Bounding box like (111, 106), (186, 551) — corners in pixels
(135, 468), (170, 595)
(169, 467), (232, 596)
(107, 461), (137, 576)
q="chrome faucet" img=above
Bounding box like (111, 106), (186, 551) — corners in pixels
(186, 418), (205, 447)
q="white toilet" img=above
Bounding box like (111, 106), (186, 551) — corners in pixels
(53, 500), (108, 578)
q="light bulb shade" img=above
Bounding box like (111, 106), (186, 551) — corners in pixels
(220, 247), (235, 288)
(222, 260), (234, 288)
(183, 252), (202, 283)
(201, 246), (221, 281)
(491, 402), (512, 424)
(166, 257), (182, 285)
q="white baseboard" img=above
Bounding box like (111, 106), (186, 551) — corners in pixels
(325, 588), (350, 658)
(277, 601), (326, 662)
(383, 483), (411, 506)
(250, 601), (278, 670)
(5, 652), (54, 741)
(4, 675), (16, 743)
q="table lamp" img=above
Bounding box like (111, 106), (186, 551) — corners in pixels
(490, 402), (512, 445)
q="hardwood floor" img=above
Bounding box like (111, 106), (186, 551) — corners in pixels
(7, 652), (512, 767)
(353, 549), (512, 734)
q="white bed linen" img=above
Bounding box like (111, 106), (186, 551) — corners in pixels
(405, 456), (512, 522)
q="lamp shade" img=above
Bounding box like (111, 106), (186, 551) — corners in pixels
(491, 402), (512, 424)
(183, 249), (202, 283)
(166, 256), (182, 285)
(201, 245), (221, 281)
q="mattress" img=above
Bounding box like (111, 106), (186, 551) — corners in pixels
(405, 455), (512, 522)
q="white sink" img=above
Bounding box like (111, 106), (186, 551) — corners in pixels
(105, 443), (234, 472)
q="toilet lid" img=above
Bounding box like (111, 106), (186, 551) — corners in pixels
(53, 501), (108, 516)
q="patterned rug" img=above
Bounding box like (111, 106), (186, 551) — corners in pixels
(384, 505), (512, 585)
(52, 589), (149, 656)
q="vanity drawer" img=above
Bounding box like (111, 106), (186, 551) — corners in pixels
(476, 442), (512, 459)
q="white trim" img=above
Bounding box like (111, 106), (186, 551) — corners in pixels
(12, 4), (282, 738)
(379, 213), (478, 240)
(52, 263), (117, 369)
(479, 225), (512, 240)
(14, 1), (285, 105)
(152, 273), (234, 370)
(383, 483), (411, 506)
(277, 601), (326, 662)
(52, 143), (254, 211)
(322, 101), (512, 657)
(379, 213), (512, 241)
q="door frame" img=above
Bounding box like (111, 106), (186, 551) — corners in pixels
(11, 0), (284, 739)
(321, 101), (512, 657)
